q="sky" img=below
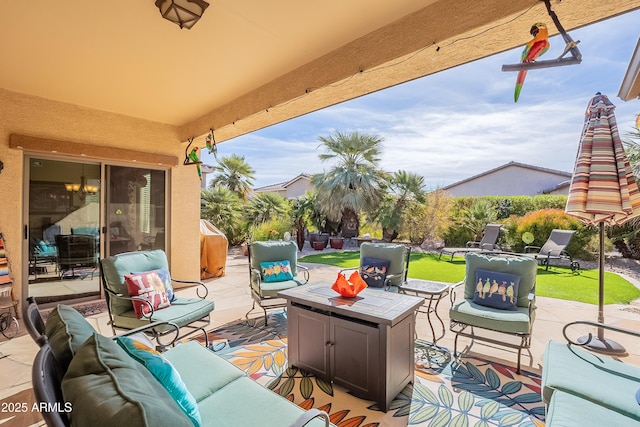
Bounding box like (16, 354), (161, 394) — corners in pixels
(201, 9), (640, 190)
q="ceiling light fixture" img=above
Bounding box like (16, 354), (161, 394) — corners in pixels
(155, 0), (209, 30)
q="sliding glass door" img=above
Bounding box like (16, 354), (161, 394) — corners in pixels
(105, 166), (166, 257)
(27, 158), (101, 303)
(26, 157), (167, 304)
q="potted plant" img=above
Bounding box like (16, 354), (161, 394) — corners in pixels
(312, 239), (326, 250)
(329, 235), (344, 249)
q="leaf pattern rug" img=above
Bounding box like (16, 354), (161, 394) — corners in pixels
(199, 313), (545, 427)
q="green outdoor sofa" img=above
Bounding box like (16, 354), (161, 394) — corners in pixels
(542, 322), (640, 427)
(29, 301), (332, 427)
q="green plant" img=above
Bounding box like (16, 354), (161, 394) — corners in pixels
(251, 217), (293, 241)
(200, 186), (246, 245)
(209, 154), (255, 200)
(311, 130), (388, 238)
(244, 192), (289, 226)
(502, 209), (595, 259)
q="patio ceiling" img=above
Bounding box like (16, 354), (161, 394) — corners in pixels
(1, 0), (639, 145)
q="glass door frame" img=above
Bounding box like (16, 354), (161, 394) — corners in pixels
(22, 153), (171, 308)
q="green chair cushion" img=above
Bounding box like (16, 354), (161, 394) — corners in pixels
(163, 341), (246, 402)
(360, 242), (408, 286)
(116, 336), (201, 426)
(101, 250), (170, 316)
(250, 241), (299, 277)
(542, 341), (640, 421)
(251, 278), (304, 298)
(197, 376), (328, 427)
(112, 297), (214, 330)
(546, 390), (639, 427)
(62, 334), (192, 427)
(45, 305), (96, 372)
(464, 253), (537, 308)
(450, 300), (532, 334)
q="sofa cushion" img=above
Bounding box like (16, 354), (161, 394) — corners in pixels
(124, 271), (171, 319)
(260, 260), (294, 283)
(197, 376), (328, 427)
(62, 334), (193, 427)
(464, 253), (537, 308)
(542, 341), (640, 421)
(163, 341), (246, 402)
(472, 269), (520, 310)
(360, 257), (390, 288)
(117, 336), (201, 426)
(449, 300), (531, 334)
(45, 305), (96, 372)
(546, 390), (639, 427)
(359, 242), (408, 287)
(251, 279), (302, 298)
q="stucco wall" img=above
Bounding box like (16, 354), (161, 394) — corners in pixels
(0, 89), (203, 312)
(444, 165), (570, 197)
(286, 177), (313, 199)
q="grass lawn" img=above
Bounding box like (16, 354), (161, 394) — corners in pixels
(299, 251), (640, 305)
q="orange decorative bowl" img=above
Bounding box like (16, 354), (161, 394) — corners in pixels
(331, 271), (367, 298)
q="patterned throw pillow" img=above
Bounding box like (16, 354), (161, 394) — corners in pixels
(260, 260), (294, 283)
(124, 271), (171, 319)
(472, 269), (520, 310)
(116, 336), (201, 427)
(360, 257), (390, 288)
(133, 267), (175, 302)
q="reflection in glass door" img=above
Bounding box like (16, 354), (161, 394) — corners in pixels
(27, 158), (101, 303)
(105, 166), (166, 257)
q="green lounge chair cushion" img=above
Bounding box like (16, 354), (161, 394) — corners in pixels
(450, 300), (532, 334)
(546, 390), (639, 427)
(62, 334), (192, 427)
(360, 242), (408, 286)
(112, 297), (214, 330)
(464, 253), (537, 308)
(542, 341), (640, 421)
(45, 305), (96, 372)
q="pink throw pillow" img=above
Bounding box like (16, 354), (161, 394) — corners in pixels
(124, 271), (171, 319)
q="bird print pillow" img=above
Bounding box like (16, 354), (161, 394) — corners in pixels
(260, 260), (294, 283)
(360, 257), (390, 288)
(472, 269), (520, 310)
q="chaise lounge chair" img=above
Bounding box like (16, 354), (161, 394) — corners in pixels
(439, 223), (502, 261)
(521, 229), (579, 272)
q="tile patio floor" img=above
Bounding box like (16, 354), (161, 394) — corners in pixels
(2, 248), (640, 425)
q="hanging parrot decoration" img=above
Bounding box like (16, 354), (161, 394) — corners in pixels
(205, 130), (217, 158)
(514, 22), (550, 102)
(188, 147), (202, 180)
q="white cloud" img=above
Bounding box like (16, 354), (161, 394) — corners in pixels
(204, 10), (640, 190)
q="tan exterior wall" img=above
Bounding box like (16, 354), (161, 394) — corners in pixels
(0, 89), (203, 313)
(285, 178), (313, 199)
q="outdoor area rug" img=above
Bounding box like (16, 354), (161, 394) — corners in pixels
(197, 313), (545, 427)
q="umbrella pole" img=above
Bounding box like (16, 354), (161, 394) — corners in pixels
(579, 222), (626, 354)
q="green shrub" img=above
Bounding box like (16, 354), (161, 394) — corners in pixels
(502, 208), (595, 259)
(251, 217), (293, 241)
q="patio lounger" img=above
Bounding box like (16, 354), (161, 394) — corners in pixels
(439, 223), (502, 261)
(521, 229), (579, 271)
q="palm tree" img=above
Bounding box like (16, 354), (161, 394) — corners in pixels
(209, 154), (255, 200)
(244, 192), (289, 226)
(290, 192), (315, 250)
(200, 186), (245, 245)
(312, 131), (388, 238)
(375, 170), (426, 241)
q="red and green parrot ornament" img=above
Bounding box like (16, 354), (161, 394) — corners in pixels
(514, 22), (549, 102)
(188, 147), (202, 180)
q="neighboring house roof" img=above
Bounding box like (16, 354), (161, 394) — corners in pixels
(253, 174), (313, 193)
(441, 161), (572, 197)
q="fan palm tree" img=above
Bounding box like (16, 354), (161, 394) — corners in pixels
(209, 154), (255, 200)
(311, 131), (387, 238)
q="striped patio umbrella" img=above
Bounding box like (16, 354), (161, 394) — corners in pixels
(565, 92), (640, 354)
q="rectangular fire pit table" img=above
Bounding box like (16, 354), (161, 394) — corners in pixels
(278, 283), (424, 412)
